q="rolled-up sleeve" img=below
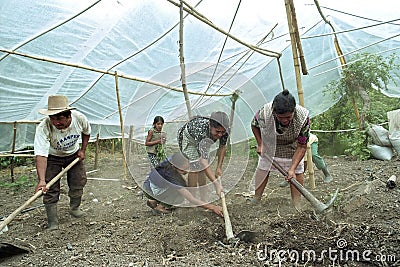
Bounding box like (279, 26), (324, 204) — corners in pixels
(297, 117), (310, 145)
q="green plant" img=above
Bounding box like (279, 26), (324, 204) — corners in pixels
(313, 52), (400, 160)
(0, 155), (34, 169)
(324, 192), (343, 208)
(325, 52), (399, 130)
(0, 158), (11, 168)
(0, 174), (35, 191)
(248, 138), (259, 159)
(342, 130), (371, 161)
(155, 144), (167, 162)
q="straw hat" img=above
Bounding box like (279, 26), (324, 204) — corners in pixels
(38, 95), (75, 116)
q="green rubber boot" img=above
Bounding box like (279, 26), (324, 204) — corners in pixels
(45, 203), (59, 231)
(69, 197), (86, 218)
(322, 167), (333, 183)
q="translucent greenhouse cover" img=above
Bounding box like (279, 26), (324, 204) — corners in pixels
(1, 0), (399, 152)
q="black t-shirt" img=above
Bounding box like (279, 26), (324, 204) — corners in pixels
(149, 158), (187, 189)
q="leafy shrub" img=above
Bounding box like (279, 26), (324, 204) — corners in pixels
(0, 174), (35, 191)
(313, 52), (400, 160)
(0, 156), (34, 170)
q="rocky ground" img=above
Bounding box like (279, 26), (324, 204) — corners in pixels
(0, 147), (399, 266)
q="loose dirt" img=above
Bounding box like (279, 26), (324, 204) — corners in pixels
(0, 148), (399, 266)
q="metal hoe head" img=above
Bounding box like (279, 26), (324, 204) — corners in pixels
(235, 230), (256, 243)
(272, 159), (339, 213)
(291, 179), (339, 213)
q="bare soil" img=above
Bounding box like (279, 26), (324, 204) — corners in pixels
(0, 148), (399, 267)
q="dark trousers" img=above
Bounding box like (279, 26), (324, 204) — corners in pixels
(43, 153), (87, 204)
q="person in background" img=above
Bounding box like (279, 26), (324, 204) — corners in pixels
(143, 152), (224, 217)
(305, 133), (333, 183)
(34, 95), (91, 231)
(250, 89), (310, 210)
(145, 116), (167, 168)
(177, 111), (229, 200)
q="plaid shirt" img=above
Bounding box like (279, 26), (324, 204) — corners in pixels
(251, 107), (310, 145)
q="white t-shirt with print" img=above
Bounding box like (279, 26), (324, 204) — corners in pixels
(34, 110), (91, 157)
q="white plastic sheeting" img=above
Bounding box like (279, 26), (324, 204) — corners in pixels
(1, 0), (400, 152)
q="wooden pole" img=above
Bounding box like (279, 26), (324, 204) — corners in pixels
(10, 122), (17, 182)
(0, 158), (79, 232)
(1, 121), (38, 182)
(167, 0), (281, 58)
(0, 120), (40, 124)
(0, 50), (231, 98)
(288, 0), (307, 75)
(229, 92), (239, 131)
(0, 154), (34, 158)
(313, 0), (360, 129)
(94, 133), (100, 170)
(228, 90), (240, 146)
(114, 71), (127, 178)
(220, 192), (235, 242)
(276, 58), (286, 90)
(126, 125), (134, 165)
(284, 0), (315, 189)
(179, 0), (192, 119)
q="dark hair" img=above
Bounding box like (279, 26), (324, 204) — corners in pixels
(272, 89), (296, 114)
(152, 116), (164, 125)
(210, 111), (229, 131)
(49, 110), (72, 118)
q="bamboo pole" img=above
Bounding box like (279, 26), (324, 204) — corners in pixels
(114, 72), (127, 179)
(0, 122), (38, 174)
(286, 0), (305, 103)
(10, 122), (17, 182)
(227, 90), (240, 146)
(0, 154), (34, 158)
(0, 49), (231, 98)
(276, 58), (286, 91)
(94, 133), (100, 170)
(0, 120), (40, 124)
(190, 27), (278, 111)
(0, 0), (101, 63)
(168, 0), (281, 58)
(288, 0), (307, 75)
(179, 0), (192, 119)
(229, 91), (239, 132)
(126, 125), (134, 165)
(284, 0), (315, 189)
(313, 0), (360, 129)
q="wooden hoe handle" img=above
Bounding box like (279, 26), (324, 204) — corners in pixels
(0, 158), (80, 232)
(220, 191), (235, 241)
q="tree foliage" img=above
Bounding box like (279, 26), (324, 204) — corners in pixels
(312, 52), (400, 160)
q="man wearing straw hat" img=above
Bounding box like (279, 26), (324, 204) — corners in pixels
(34, 95), (91, 231)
